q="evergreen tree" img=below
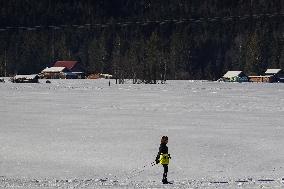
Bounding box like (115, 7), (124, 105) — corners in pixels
(245, 32), (262, 75)
(88, 35), (107, 74)
(144, 31), (160, 83)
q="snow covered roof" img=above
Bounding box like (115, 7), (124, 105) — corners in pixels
(42, 67), (66, 73)
(223, 71), (244, 78)
(100, 73), (113, 78)
(265, 69), (282, 75)
(14, 74), (39, 79)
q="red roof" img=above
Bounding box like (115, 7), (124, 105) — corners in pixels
(53, 61), (78, 70)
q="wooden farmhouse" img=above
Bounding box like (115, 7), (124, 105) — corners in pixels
(53, 61), (85, 79)
(40, 67), (67, 79)
(220, 71), (248, 82)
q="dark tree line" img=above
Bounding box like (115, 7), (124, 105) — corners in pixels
(0, 0), (283, 82)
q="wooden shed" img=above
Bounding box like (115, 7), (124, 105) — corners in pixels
(99, 73), (113, 79)
(220, 71), (248, 82)
(265, 69), (283, 82)
(248, 75), (275, 83)
(11, 74), (39, 83)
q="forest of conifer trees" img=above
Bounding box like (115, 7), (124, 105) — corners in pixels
(0, 0), (283, 82)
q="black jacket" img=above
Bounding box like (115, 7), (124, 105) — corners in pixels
(155, 143), (168, 162)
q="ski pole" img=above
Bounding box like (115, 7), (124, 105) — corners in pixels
(126, 161), (157, 179)
(127, 162), (155, 176)
(128, 162), (156, 175)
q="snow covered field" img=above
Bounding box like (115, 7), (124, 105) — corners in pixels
(0, 79), (283, 188)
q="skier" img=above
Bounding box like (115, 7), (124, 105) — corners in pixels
(155, 136), (172, 184)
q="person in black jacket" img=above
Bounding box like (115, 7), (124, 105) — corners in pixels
(155, 136), (172, 184)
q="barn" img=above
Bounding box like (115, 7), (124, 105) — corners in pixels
(40, 61), (86, 79)
(53, 61), (85, 79)
(53, 61), (83, 72)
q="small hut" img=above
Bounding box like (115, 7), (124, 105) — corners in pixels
(220, 71), (248, 82)
(11, 74), (39, 83)
(99, 73), (113, 79)
(265, 69), (283, 82)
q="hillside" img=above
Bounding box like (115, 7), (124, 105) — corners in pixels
(0, 1), (283, 80)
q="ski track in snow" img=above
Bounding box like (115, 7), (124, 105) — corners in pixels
(0, 79), (284, 188)
(0, 176), (284, 188)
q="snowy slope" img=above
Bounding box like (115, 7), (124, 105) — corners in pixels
(0, 79), (283, 188)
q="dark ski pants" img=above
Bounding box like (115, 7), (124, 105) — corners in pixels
(162, 164), (168, 181)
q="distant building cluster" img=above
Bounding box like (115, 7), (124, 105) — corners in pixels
(219, 69), (284, 83)
(1, 62), (283, 84)
(40, 61), (85, 79)
(5, 60), (113, 83)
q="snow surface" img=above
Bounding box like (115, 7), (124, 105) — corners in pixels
(0, 79), (283, 188)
